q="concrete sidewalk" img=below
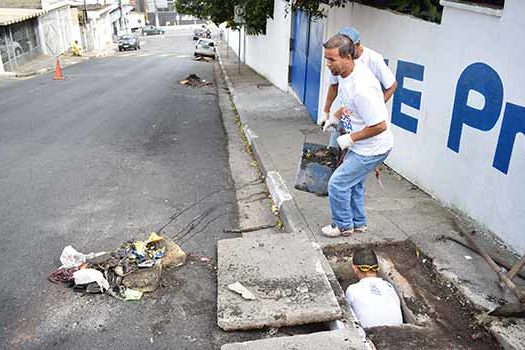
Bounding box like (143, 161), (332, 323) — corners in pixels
(0, 48), (116, 78)
(217, 43), (525, 348)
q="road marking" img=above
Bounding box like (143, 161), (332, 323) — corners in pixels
(115, 53), (191, 59)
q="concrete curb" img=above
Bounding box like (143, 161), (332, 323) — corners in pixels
(1, 62), (66, 78)
(0, 53), (109, 79)
(0, 71), (16, 77)
(217, 49), (314, 238)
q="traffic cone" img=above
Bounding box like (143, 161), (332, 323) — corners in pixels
(53, 58), (64, 80)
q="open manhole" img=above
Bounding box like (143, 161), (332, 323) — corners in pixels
(323, 240), (502, 350)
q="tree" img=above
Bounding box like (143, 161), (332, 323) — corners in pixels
(288, 0), (504, 24)
(175, 0), (274, 35)
(286, 0), (443, 23)
(177, 0), (503, 30)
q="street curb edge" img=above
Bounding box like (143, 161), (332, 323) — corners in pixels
(217, 48), (313, 237)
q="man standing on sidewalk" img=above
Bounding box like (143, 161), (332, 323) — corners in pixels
(318, 27), (397, 147)
(320, 34), (393, 237)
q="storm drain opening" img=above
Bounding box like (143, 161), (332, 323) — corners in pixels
(323, 240), (502, 350)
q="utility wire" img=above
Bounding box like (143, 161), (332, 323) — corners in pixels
(156, 187), (232, 234)
(155, 178), (264, 234)
(178, 212), (231, 245)
(172, 202), (234, 242)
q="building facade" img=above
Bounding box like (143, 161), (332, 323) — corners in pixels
(225, 0), (525, 252)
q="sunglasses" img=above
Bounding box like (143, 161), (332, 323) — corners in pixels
(357, 264), (380, 272)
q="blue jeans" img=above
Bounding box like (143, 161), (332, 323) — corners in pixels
(328, 150), (390, 229)
(328, 122), (341, 148)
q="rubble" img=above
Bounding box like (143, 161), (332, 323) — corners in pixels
(123, 288), (143, 301)
(192, 56), (213, 62)
(228, 282), (257, 300)
(122, 264), (162, 293)
(48, 233), (186, 300)
(161, 238), (187, 268)
(179, 73), (211, 87)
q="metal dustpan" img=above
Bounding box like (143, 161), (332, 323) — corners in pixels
(294, 143), (339, 196)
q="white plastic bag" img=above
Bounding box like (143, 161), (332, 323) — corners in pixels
(73, 269), (110, 292)
(59, 246), (105, 269)
(60, 245), (86, 268)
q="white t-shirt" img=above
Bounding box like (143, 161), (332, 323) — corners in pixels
(329, 46), (396, 90)
(345, 277), (403, 328)
(336, 62), (393, 156)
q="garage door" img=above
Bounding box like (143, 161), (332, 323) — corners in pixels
(290, 11), (325, 123)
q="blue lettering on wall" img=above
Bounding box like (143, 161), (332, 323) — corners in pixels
(391, 60), (424, 133)
(493, 103), (525, 174)
(447, 63), (504, 152)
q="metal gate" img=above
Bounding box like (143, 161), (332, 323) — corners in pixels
(1, 19), (40, 72)
(290, 11), (324, 123)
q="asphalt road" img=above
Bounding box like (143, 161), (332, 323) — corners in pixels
(0, 28), (255, 349)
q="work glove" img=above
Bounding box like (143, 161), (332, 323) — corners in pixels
(322, 115), (340, 132)
(317, 111), (330, 126)
(337, 134), (354, 150)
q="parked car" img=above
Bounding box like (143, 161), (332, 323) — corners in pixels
(194, 38), (216, 59)
(193, 27), (211, 40)
(118, 34), (140, 51)
(142, 25), (165, 36)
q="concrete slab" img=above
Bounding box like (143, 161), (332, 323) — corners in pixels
(221, 329), (364, 350)
(217, 235), (342, 331)
(489, 318), (525, 350)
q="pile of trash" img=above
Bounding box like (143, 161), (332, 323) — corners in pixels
(179, 73), (211, 87)
(192, 56), (213, 62)
(49, 233), (186, 301)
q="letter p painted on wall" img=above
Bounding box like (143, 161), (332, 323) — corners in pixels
(447, 63), (504, 153)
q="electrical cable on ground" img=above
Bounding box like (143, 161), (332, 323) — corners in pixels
(172, 202), (234, 242)
(155, 178), (262, 235)
(223, 224), (276, 234)
(178, 212), (231, 245)
(237, 190), (269, 202)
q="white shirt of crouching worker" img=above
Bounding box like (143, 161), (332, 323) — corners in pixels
(345, 276), (403, 328)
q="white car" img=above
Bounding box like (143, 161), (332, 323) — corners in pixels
(194, 38), (216, 59)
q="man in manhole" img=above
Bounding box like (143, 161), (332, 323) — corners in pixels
(321, 34), (394, 237)
(345, 248), (403, 328)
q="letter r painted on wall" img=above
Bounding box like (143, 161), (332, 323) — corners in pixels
(447, 62), (525, 174)
(391, 60), (424, 133)
(447, 63), (504, 153)
(493, 103), (525, 174)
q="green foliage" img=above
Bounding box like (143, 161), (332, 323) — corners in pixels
(175, 0), (274, 35)
(243, 0), (275, 35)
(283, 0), (349, 19)
(284, 0), (443, 23)
(388, 0), (442, 23)
(176, 0), (502, 28)
(175, 0), (213, 20)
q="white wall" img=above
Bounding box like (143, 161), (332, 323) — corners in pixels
(39, 6), (81, 55)
(225, 0), (291, 91)
(322, 1), (525, 252)
(87, 12), (114, 50)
